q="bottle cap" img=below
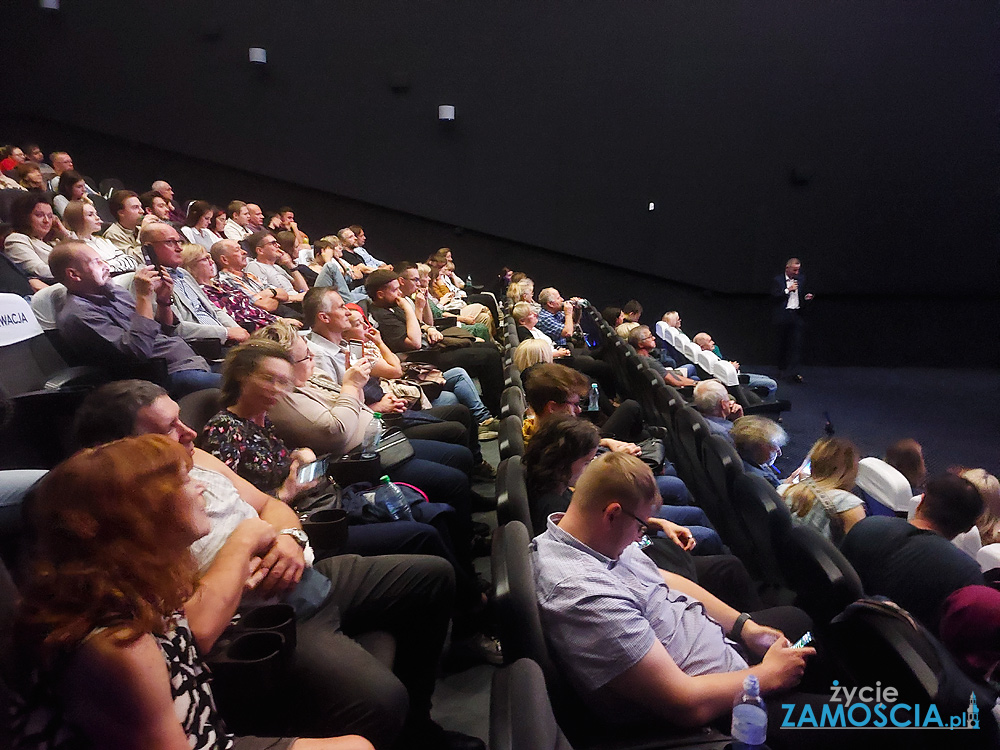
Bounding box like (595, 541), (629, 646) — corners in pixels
(372, 412), (382, 418)
(743, 674), (760, 693)
(380, 475), (391, 483)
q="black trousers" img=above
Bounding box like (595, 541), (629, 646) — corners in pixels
(290, 554), (455, 749)
(774, 308), (805, 373)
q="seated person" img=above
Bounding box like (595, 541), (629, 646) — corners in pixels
(224, 200), (253, 240)
(658, 310), (698, 377)
(532, 451), (816, 737)
(180, 200), (224, 250)
(506, 277), (534, 308)
(303, 287), (497, 462)
(4, 192), (68, 280)
(245, 230), (308, 304)
(339, 226), (387, 274)
(139, 189), (172, 222)
(523, 363), (696, 511)
(622, 298), (643, 323)
(523, 414), (733, 567)
(50, 240), (221, 396)
(511, 302), (570, 357)
(730, 415), (788, 488)
(15, 162), (47, 191)
(366, 268), (504, 415)
(513, 338), (556, 371)
(628, 325), (697, 388)
(103, 189), (144, 258)
(136, 223), (249, 346)
(69, 381), (476, 749)
(12, 434), (372, 750)
(341, 304), (498, 466)
(197, 340), (484, 564)
(778, 436), (865, 543)
(884, 437), (927, 494)
(63, 199), (139, 275)
(692, 331), (778, 400)
(842, 473), (985, 635)
(213, 238), (300, 321)
(181, 242), (290, 333)
(51, 169), (90, 218)
(314, 236), (367, 303)
(938, 585), (1000, 689)
(963, 467), (1000, 546)
(692, 380), (744, 442)
(416, 262), (493, 340)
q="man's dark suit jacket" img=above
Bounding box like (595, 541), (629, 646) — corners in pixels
(771, 272), (808, 317)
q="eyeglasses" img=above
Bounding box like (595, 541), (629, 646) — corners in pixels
(624, 509), (653, 549)
(154, 238), (184, 247)
(252, 372), (294, 390)
(294, 351), (314, 363)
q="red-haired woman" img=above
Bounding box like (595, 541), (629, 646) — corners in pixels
(12, 434), (371, 750)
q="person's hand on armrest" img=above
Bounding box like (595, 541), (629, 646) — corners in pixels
(600, 438), (642, 456)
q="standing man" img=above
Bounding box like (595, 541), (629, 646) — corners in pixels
(771, 258), (813, 384)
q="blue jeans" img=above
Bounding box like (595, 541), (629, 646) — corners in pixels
(169, 368), (223, 398)
(745, 372), (778, 400)
(655, 475), (694, 506)
(653, 505), (725, 555)
(430, 367), (492, 423)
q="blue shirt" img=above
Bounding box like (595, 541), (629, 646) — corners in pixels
(531, 514), (747, 721)
(536, 307), (567, 345)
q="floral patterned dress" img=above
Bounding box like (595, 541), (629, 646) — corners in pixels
(197, 411), (292, 494)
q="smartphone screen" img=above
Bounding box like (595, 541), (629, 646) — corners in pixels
(791, 631), (814, 649)
(348, 340), (364, 361)
(297, 457), (328, 484)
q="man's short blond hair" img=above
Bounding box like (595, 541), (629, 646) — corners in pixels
(573, 452), (660, 515)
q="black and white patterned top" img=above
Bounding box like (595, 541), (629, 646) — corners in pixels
(12, 614), (234, 749)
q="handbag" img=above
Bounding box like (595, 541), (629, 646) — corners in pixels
(637, 438), (667, 474)
(328, 428), (416, 486)
(399, 362), (446, 399)
(383, 378), (432, 410)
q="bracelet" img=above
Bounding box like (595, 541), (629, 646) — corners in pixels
(729, 612), (753, 643)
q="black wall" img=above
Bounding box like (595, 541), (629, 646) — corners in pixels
(2, 3), (997, 366)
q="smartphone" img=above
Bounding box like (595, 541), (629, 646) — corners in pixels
(348, 340), (364, 361)
(297, 457), (328, 484)
(791, 631), (814, 649)
(140, 243), (161, 272)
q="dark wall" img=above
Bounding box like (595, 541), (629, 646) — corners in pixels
(2, 115), (994, 369)
(3, 1), (996, 299)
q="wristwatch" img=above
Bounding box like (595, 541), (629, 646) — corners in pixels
(729, 612), (753, 643)
(279, 528), (309, 548)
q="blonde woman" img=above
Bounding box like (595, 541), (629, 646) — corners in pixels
(963, 468), (1000, 545)
(513, 338), (555, 372)
(778, 437), (866, 543)
(506, 278), (534, 308)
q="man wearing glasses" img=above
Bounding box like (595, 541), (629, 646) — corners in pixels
(137, 222), (249, 345)
(245, 230), (308, 304)
(532, 451), (815, 738)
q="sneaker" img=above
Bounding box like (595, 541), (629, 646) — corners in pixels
(478, 417), (499, 441)
(472, 460), (497, 481)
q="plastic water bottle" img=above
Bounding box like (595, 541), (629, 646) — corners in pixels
(376, 475), (413, 521)
(466, 274), (474, 288)
(588, 383), (600, 412)
(731, 674), (767, 749)
(361, 412), (384, 458)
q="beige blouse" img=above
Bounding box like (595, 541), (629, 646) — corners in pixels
(268, 370), (372, 455)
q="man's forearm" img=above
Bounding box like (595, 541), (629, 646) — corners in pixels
(399, 300), (423, 350)
(258, 496), (302, 530)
